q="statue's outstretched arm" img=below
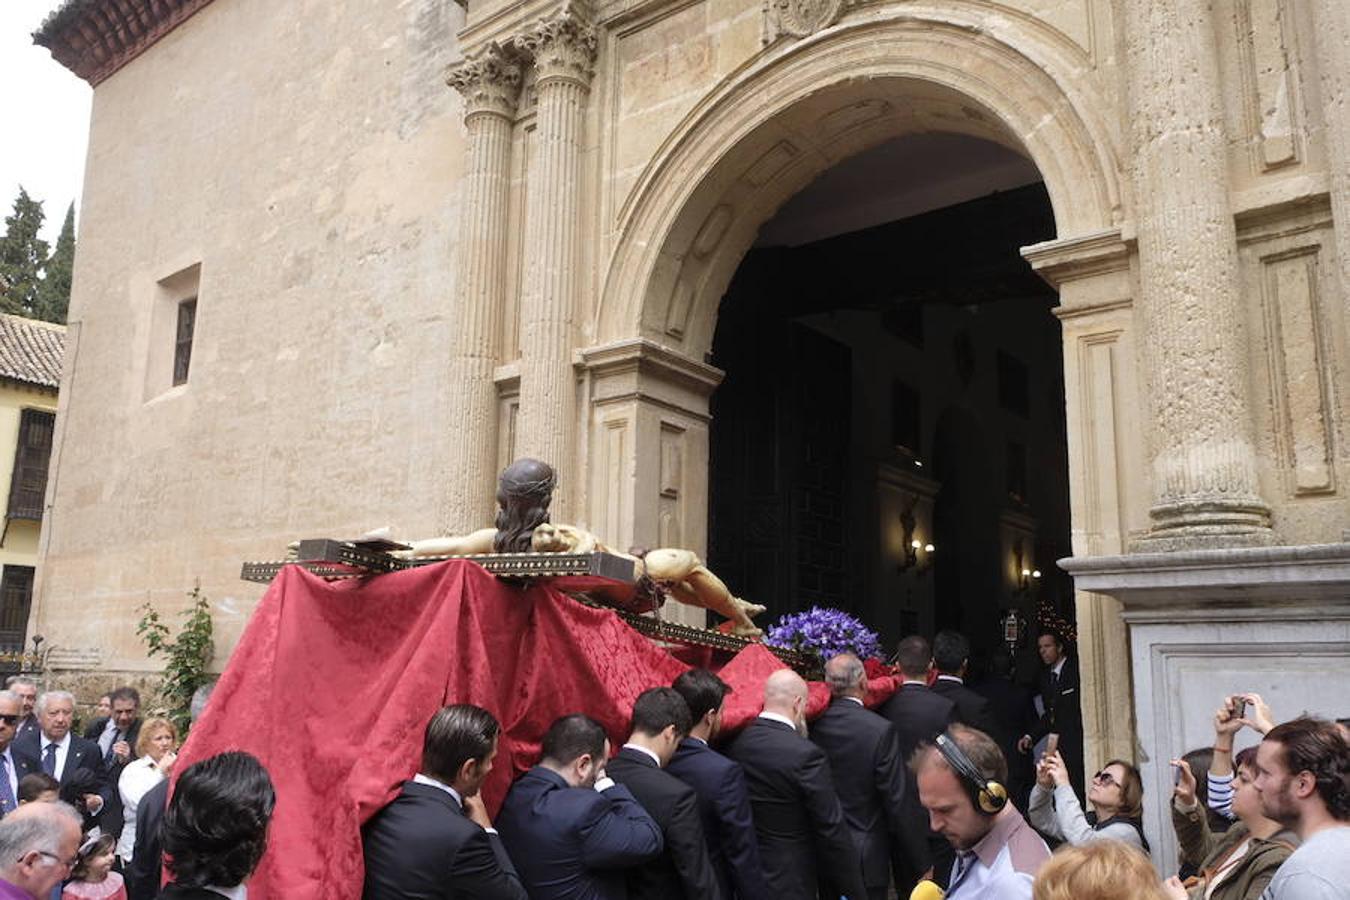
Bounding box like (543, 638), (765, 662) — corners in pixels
(400, 528), (498, 558)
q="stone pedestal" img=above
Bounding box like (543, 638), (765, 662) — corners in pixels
(1121, 0), (1273, 549)
(1061, 545), (1350, 876)
(442, 46), (522, 533)
(515, 7), (596, 521)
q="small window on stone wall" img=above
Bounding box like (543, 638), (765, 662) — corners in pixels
(144, 263), (201, 401)
(173, 298), (197, 386)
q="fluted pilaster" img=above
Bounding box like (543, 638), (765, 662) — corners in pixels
(1122, 0), (1272, 549)
(1311, 0), (1350, 327)
(441, 45), (522, 533)
(515, 6), (597, 520)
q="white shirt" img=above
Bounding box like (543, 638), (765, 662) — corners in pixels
(413, 772), (463, 808)
(41, 732), (71, 780)
(97, 719), (119, 757)
(841, 696), (864, 706)
(621, 743), (663, 767)
(412, 773), (498, 834)
(758, 711), (798, 730)
(937, 675), (965, 685)
(117, 756), (167, 861)
(201, 885), (247, 900)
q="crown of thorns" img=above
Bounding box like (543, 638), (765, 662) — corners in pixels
(501, 474), (556, 495)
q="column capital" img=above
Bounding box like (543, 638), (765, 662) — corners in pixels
(520, 4), (597, 88)
(446, 42), (524, 119)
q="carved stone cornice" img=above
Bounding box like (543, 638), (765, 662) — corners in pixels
(33, 0), (218, 86)
(519, 5), (598, 88)
(446, 42), (525, 119)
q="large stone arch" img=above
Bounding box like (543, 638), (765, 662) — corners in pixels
(576, 7), (1139, 781)
(594, 10), (1125, 360)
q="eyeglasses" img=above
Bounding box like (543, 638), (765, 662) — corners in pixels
(0, 714), (17, 725)
(33, 850), (77, 870)
(1092, 770), (1120, 788)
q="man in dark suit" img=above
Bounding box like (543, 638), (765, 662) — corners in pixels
(726, 669), (865, 900)
(1017, 629), (1084, 801)
(930, 632), (999, 742)
(496, 714), (663, 900)
(11, 691), (111, 830)
(878, 636), (955, 888)
(606, 688), (721, 900)
(668, 669), (768, 900)
(82, 686), (143, 840)
(363, 703), (527, 899)
(810, 654), (928, 900)
(971, 649), (1036, 809)
(5, 677), (39, 745)
(0, 690), (37, 819)
(879, 636), (955, 762)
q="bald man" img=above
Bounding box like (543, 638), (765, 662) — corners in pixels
(0, 800), (82, 899)
(812, 654), (929, 900)
(727, 670), (866, 900)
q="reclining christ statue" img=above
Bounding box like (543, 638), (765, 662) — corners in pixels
(399, 458), (767, 637)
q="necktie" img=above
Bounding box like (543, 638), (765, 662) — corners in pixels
(42, 743), (57, 777)
(104, 730), (120, 765)
(0, 757), (15, 815)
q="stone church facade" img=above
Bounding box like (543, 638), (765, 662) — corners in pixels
(34, 0), (1350, 870)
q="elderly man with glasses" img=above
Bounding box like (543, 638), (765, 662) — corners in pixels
(0, 800), (82, 899)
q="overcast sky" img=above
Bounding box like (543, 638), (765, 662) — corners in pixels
(1, 1), (91, 245)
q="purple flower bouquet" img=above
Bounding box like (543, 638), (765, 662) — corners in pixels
(764, 607), (883, 663)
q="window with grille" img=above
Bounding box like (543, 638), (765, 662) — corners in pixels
(6, 410), (55, 520)
(173, 297), (197, 386)
(0, 566), (34, 659)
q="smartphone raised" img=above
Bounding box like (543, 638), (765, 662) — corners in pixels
(1045, 733), (1060, 758)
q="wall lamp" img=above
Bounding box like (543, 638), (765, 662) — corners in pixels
(1018, 567), (1042, 591)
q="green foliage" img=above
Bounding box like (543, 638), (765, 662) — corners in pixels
(33, 204), (74, 324)
(136, 584), (214, 736)
(0, 188), (49, 317)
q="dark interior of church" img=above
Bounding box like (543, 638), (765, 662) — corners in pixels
(706, 134), (1074, 674)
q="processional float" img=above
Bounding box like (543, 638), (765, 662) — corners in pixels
(241, 458), (816, 673)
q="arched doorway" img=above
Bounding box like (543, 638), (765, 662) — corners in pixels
(585, 9), (1135, 770)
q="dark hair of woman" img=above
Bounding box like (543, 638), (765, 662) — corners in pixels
(162, 751), (276, 887)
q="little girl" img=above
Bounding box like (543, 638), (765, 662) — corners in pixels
(62, 834), (126, 900)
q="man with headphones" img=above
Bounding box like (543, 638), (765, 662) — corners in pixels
(912, 724), (1049, 899)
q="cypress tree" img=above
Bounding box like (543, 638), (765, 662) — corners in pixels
(35, 202), (75, 324)
(0, 188), (49, 317)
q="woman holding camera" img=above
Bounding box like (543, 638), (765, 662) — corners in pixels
(1161, 744), (1295, 900)
(1028, 752), (1149, 852)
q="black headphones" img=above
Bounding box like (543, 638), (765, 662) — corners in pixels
(935, 732), (1008, 815)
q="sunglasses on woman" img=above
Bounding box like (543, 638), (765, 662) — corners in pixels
(1091, 770), (1120, 788)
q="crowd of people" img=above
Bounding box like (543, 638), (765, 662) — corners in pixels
(0, 625), (1346, 900)
(361, 629), (1349, 900)
(0, 677), (275, 900)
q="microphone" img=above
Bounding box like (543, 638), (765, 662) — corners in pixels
(909, 880), (945, 900)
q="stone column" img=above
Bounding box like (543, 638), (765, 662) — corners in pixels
(441, 45), (522, 533)
(1310, 1), (1350, 317)
(515, 6), (597, 520)
(1121, 1), (1273, 549)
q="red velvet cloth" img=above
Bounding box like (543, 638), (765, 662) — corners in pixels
(173, 560), (900, 900)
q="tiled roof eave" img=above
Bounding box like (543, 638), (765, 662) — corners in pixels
(33, 0), (219, 86)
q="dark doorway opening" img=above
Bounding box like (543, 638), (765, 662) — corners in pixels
(708, 135), (1073, 666)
